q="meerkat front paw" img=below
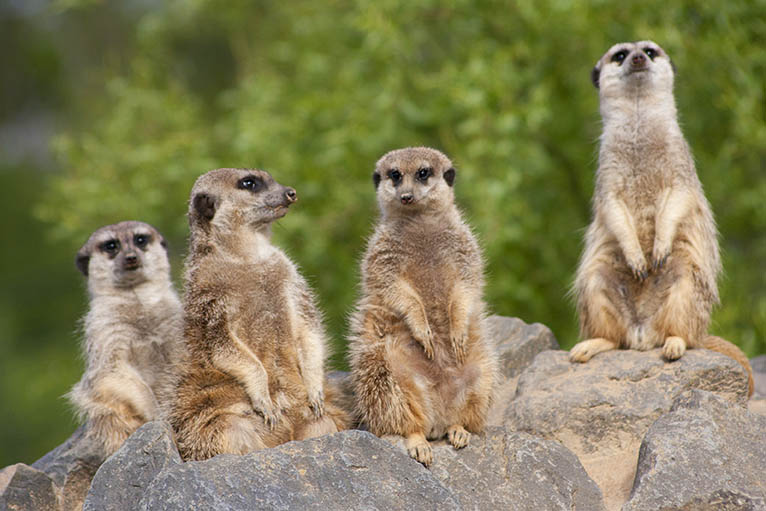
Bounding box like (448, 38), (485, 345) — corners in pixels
(446, 425), (470, 449)
(252, 397), (282, 430)
(405, 432), (433, 467)
(626, 253), (649, 281)
(450, 329), (468, 364)
(662, 336), (686, 360)
(651, 238), (672, 271)
(411, 322), (435, 360)
(307, 388), (325, 418)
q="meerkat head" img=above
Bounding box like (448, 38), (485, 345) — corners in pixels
(373, 147), (456, 217)
(76, 221), (170, 292)
(188, 168), (297, 239)
(591, 40), (675, 98)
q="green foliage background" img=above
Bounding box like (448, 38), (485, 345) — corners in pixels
(2, 0), (764, 466)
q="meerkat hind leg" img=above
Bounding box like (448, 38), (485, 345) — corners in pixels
(662, 336), (686, 361)
(446, 424), (470, 449)
(569, 338), (618, 363)
(406, 431), (433, 467)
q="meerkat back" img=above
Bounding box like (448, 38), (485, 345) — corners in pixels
(348, 147), (498, 467)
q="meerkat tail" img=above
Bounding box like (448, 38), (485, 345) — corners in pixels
(702, 335), (754, 397)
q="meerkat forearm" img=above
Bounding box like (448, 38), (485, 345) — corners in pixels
(653, 187), (693, 267)
(213, 329), (279, 427)
(602, 194), (647, 278)
(93, 363), (159, 421)
(296, 329), (326, 416)
(381, 277), (434, 358)
(448, 281), (478, 363)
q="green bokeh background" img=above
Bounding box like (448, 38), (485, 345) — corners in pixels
(1, 0), (764, 466)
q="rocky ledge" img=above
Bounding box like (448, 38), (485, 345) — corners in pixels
(1, 317), (763, 511)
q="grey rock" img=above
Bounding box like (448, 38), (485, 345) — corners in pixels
(87, 429), (459, 510)
(430, 427), (605, 511)
(30, 425), (105, 511)
(486, 315), (559, 378)
(504, 348), (750, 510)
(751, 355), (766, 398)
(623, 389), (766, 511)
(83, 421), (182, 511)
(0, 463), (58, 511)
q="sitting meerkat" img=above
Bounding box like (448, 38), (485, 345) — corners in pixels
(348, 147), (499, 467)
(169, 168), (348, 461)
(570, 41), (753, 395)
(68, 221), (185, 456)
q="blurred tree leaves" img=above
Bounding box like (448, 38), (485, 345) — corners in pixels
(39, 0), (766, 359)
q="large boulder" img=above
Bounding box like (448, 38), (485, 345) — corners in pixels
(623, 389), (766, 510)
(429, 427), (605, 510)
(504, 348), (750, 510)
(0, 463), (58, 511)
(85, 425), (460, 510)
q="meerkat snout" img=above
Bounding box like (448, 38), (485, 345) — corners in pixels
(631, 52), (647, 68)
(400, 192), (414, 204)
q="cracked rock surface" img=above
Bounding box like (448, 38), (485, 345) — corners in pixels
(504, 349), (751, 510)
(623, 390), (766, 511)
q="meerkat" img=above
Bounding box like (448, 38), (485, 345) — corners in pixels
(570, 41), (754, 395)
(68, 221), (185, 456)
(348, 147), (498, 467)
(169, 168), (348, 461)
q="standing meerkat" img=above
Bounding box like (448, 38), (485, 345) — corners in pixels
(169, 168), (348, 461)
(570, 41), (753, 395)
(348, 147), (498, 467)
(68, 221), (185, 456)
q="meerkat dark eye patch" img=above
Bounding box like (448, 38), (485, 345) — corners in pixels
(193, 192), (217, 221)
(611, 50), (628, 64)
(591, 65), (601, 89)
(99, 239), (120, 256)
(373, 172), (381, 189)
(644, 47), (657, 60)
(388, 169), (402, 186)
(237, 175), (264, 192)
(416, 167), (432, 182)
(134, 233), (151, 249)
(443, 167), (456, 186)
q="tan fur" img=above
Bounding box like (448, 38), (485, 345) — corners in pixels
(571, 42), (753, 395)
(68, 221), (185, 456)
(168, 168), (348, 461)
(348, 147), (499, 466)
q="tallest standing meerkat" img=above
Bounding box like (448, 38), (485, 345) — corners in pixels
(570, 41), (753, 395)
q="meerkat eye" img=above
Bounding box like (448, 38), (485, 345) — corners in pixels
(237, 175), (263, 192)
(611, 50), (628, 64)
(644, 48), (657, 60)
(416, 167), (432, 182)
(134, 234), (150, 248)
(387, 169), (402, 184)
(100, 239), (120, 254)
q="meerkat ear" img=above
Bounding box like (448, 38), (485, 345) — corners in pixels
(159, 234), (169, 251)
(591, 65), (601, 89)
(75, 249), (90, 277)
(443, 167), (456, 186)
(372, 171), (381, 189)
(669, 58), (676, 74)
(193, 192), (217, 221)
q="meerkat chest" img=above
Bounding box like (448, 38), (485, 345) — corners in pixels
(230, 259), (296, 342)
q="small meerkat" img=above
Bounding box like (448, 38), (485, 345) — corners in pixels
(169, 168), (348, 461)
(68, 221), (185, 456)
(570, 41), (754, 394)
(348, 147), (498, 467)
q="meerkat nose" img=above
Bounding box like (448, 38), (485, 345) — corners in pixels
(400, 193), (414, 205)
(632, 53), (646, 66)
(285, 188), (297, 203)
